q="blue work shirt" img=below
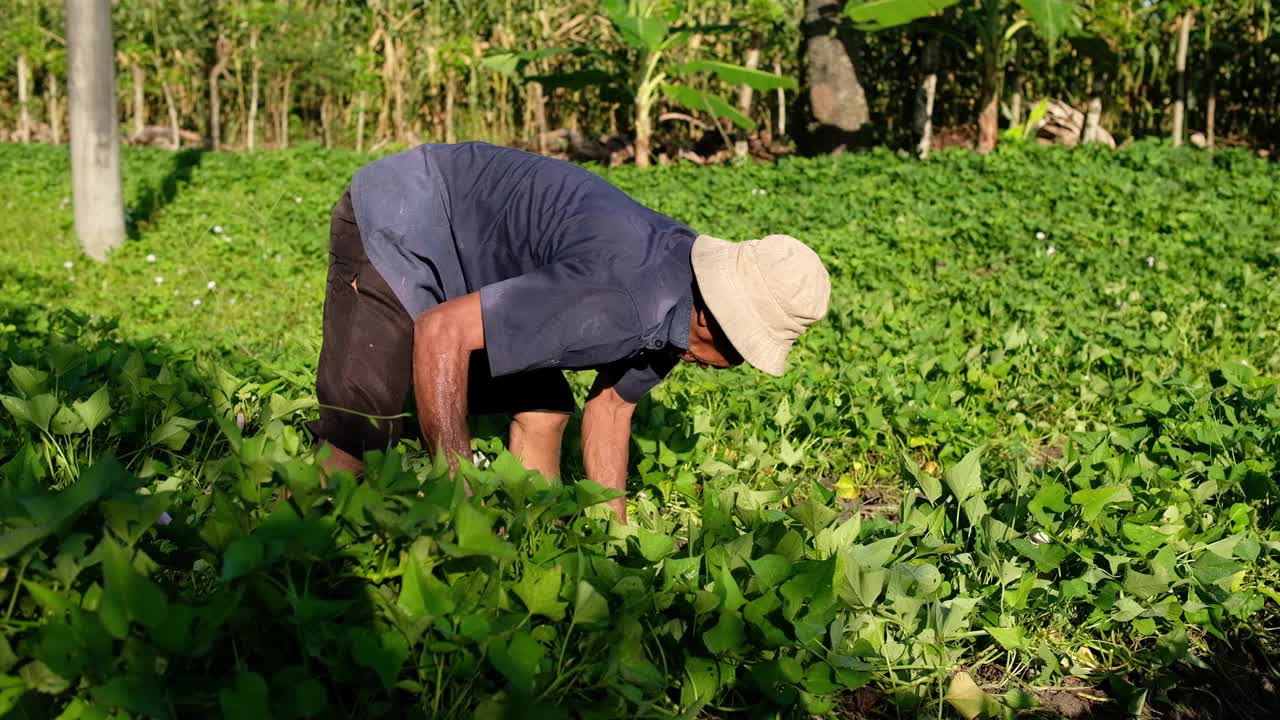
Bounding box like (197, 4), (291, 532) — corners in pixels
(350, 142), (694, 402)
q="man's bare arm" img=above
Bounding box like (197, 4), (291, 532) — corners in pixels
(581, 375), (637, 523)
(413, 292), (485, 470)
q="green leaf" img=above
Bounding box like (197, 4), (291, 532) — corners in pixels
(573, 580), (610, 626)
(702, 609), (746, 655)
(662, 84), (755, 130)
(98, 535), (168, 639)
(221, 536), (266, 582)
(2, 393), (56, 432)
(943, 446), (983, 502)
(1015, 0), (1079, 50)
(1071, 485), (1133, 523)
(747, 554), (793, 590)
(637, 527), (676, 561)
(513, 564), (567, 621)
(351, 629), (409, 690)
(901, 451), (942, 503)
(846, 0), (963, 31)
(610, 13), (668, 51)
(94, 673), (172, 718)
(985, 625), (1026, 650)
(672, 60), (796, 91)
(451, 501), (516, 559)
(219, 670), (271, 720)
(487, 630), (545, 693)
(1191, 552), (1242, 590)
(8, 364), (49, 397)
(787, 499), (837, 535)
(1009, 537), (1067, 572)
(149, 415), (198, 450)
(72, 386), (112, 432)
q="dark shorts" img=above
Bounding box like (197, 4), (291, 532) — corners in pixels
(308, 190), (576, 459)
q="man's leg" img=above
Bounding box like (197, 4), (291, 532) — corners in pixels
(509, 411), (569, 480)
(309, 190), (416, 477)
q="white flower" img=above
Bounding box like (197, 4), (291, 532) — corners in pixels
(192, 298), (202, 307)
(207, 280), (217, 290)
(1218, 302), (1226, 309)
(637, 491), (649, 500)
(1046, 245), (1057, 256)
(156, 512), (173, 526)
(63, 260), (74, 270)
(1035, 231), (1046, 240)
(294, 196), (302, 204)
(154, 276), (164, 285)
(146, 254), (157, 263)
(1030, 531), (1051, 545)
(68, 275), (76, 283)
(212, 225), (224, 235)
(1145, 256), (1155, 268)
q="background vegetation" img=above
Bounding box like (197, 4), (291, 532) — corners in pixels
(1, 0), (1277, 155)
(2, 142), (1279, 717)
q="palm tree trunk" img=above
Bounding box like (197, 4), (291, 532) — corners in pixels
(209, 34), (230, 151)
(1206, 71), (1216, 150)
(321, 93), (332, 148)
(773, 58), (786, 137)
(66, 0), (125, 261)
(356, 90), (367, 152)
(444, 69), (457, 144)
(976, 70), (1000, 153)
(17, 53), (32, 142)
(47, 71), (63, 144)
(1172, 10), (1193, 147)
(248, 28), (260, 151)
(162, 81), (180, 150)
(734, 41), (762, 157)
(131, 63), (146, 140)
(914, 35), (941, 159)
(279, 69), (293, 149)
(1083, 72), (1103, 144)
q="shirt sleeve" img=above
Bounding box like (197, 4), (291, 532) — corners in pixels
(600, 353), (680, 403)
(479, 260), (642, 378)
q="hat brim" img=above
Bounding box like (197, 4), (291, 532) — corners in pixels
(691, 236), (790, 377)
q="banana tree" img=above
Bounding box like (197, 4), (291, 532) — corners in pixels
(483, 0), (796, 167)
(846, 0), (1084, 152)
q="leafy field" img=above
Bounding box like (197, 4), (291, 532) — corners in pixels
(1, 141), (1279, 719)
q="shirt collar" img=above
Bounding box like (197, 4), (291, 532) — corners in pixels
(666, 290), (694, 351)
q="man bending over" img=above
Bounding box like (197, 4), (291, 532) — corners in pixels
(309, 142), (830, 522)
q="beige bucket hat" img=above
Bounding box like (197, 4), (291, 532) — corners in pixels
(691, 234), (831, 376)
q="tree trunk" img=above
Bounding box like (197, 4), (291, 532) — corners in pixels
(531, 82), (548, 154)
(356, 90), (367, 152)
(1083, 72), (1103, 144)
(321, 93), (332, 148)
(1172, 10), (1193, 147)
(162, 81), (180, 150)
(209, 33), (230, 151)
(444, 69), (457, 144)
(1206, 70), (1216, 149)
(131, 63), (146, 139)
(976, 75), (999, 152)
(913, 35), (940, 159)
(248, 27), (260, 151)
(17, 53), (32, 142)
(734, 42), (762, 157)
(798, 0), (870, 154)
(65, 0), (125, 261)
(773, 58), (786, 137)
(279, 69), (293, 148)
(634, 114), (652, 168)
(1008, 51), (1023, 128)
(47, 72), (63, 144)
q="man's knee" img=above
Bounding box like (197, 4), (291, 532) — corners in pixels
(512, 411), (569, 440)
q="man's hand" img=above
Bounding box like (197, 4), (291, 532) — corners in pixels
(413, 293), (485, 471)
(582, 375), (637, 523)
